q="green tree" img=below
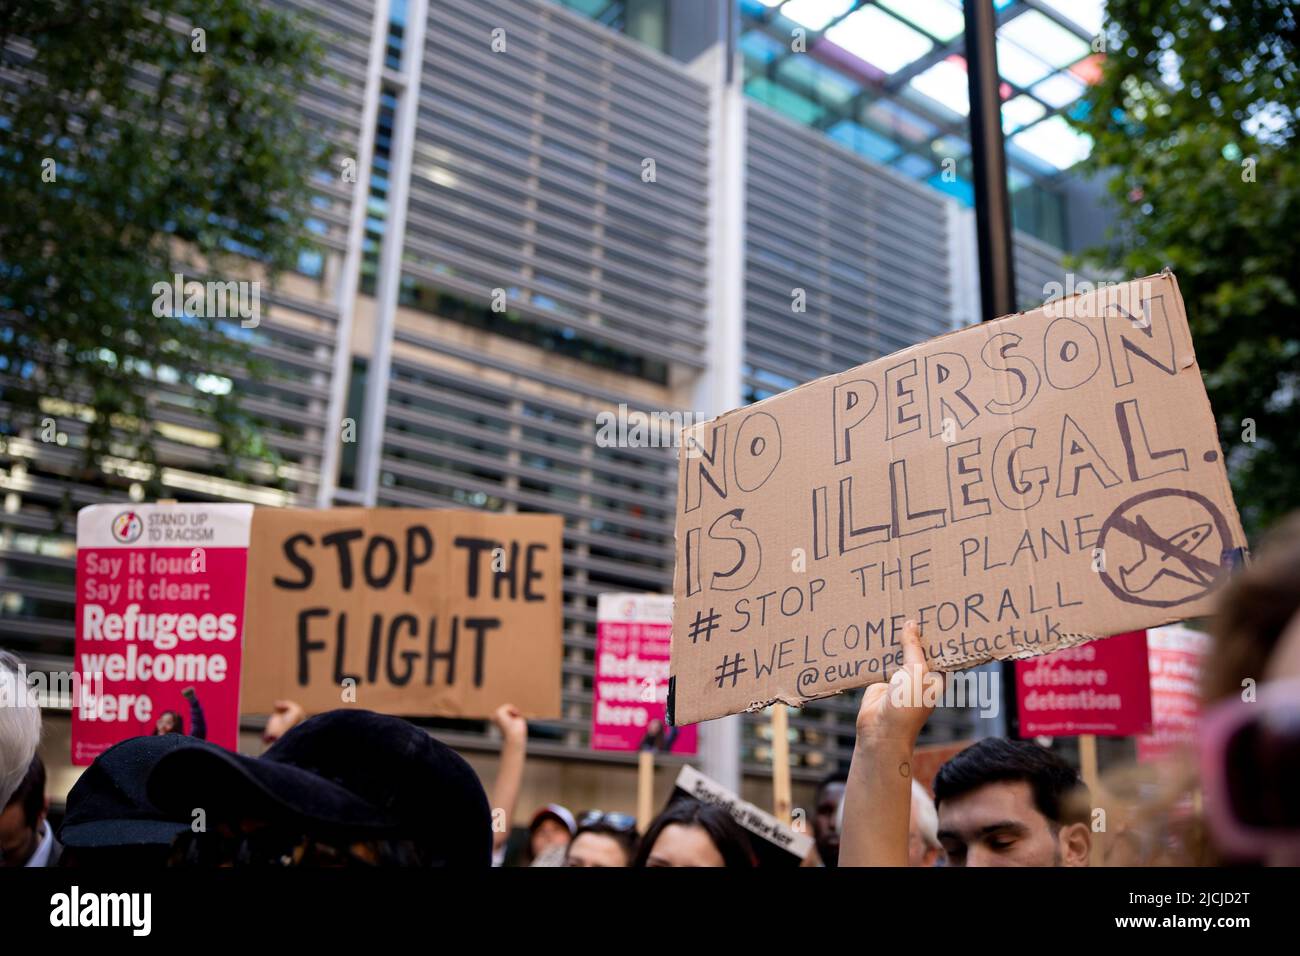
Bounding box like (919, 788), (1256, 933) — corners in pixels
(0, 0), (328, 491)
(1073, 0), (1299, 539)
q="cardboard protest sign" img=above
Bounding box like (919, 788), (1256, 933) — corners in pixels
(1137, 623), (1210, 761)
(673, 765), (812, 866)
(73, 503), (253, 764)
(241, 509), (563, 719)
(1016, 630), (1153, 736)
(669, 272), (1246, 725)
(592, 593), (697, 754)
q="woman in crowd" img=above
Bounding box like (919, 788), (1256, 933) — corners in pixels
(564, 811), (639, 867)
(632, 798), (756, 868)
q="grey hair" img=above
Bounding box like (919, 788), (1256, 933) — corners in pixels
(0, 650), (41, 808)
(911, 780), (941, 850)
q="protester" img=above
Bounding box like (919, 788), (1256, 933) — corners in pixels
(0, 756), (59, 867)
(153, 686), (206, 739)
(146, 709), (492, 866)
(838, 517), (1300, 869)
(632, 797), (757, 867)
(1194, 512), (1300, 864)
(489, 702), (528, 866)
(525, 803), (576, 865)
(908, 780), (942, 867)
(840, 621), (1091, 867)
(476, 702), (573, 866)
(0, 650), (41, 811)
(810, 770), (847, 866)
(564, 811), (638, 867)
(931, 738), (1089, 866)
(58, 735), (195, 867)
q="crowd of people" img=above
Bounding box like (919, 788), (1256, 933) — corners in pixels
(0, 686), (762, 868)
(2, 513), (1299, 868)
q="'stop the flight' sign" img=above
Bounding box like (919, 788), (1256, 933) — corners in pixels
(242, 508), (563, 719)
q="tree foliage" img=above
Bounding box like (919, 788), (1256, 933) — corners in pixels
(1073, 0), (1300, 539)
(0, 0), (328, 489)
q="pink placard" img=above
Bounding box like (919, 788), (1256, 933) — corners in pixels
(1016, 630), (1153, 737)
(592, 593), (696, 754)
(1137, 624), (1210, 761)
(72, 503), (252, 764)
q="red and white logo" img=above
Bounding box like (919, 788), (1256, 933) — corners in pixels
(111, 511), (144, 543)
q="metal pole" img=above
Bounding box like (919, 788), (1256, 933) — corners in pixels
(316, 0), (391, 507)
(356, 0), (429, 506)
(963, 0), (1020, 737)
(963, 0), (1017, 321)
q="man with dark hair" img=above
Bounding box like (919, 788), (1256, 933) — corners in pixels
(0, 755), (60, 867)
(932, 738), (1090, 866)
(841, 621), (1091, 867)
(812, 770), (848, 866)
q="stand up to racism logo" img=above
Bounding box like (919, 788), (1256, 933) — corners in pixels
(111, 511), (144, 544)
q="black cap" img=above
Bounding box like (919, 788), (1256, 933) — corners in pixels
(145, 735), (386, 837)
(59, 735), (194, 849)
(147, 710), (492, 866)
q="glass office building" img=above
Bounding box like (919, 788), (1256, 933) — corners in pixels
(1, 0), (1108, 813)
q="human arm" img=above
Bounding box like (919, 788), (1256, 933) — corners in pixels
(490, 703), (528, 854)
(838, 621), (937, 867)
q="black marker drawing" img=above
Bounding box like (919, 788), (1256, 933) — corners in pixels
(1096, 488), (1234, 608)
(1117, 518), (1214, 593)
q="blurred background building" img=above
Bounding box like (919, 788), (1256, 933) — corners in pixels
(2, 0), (1111, 817)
